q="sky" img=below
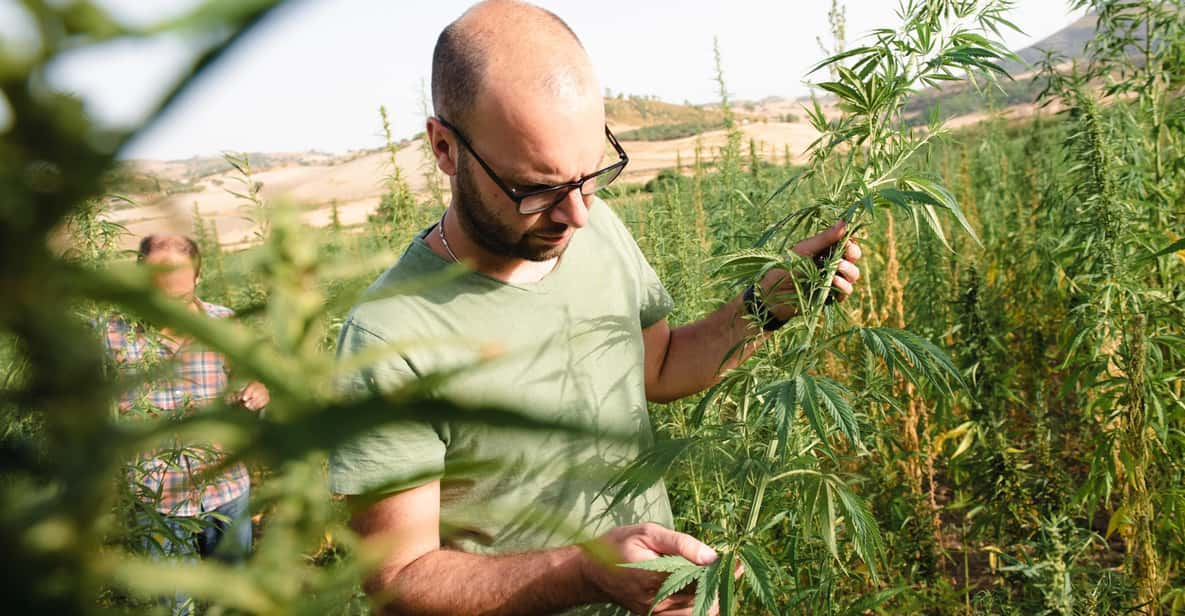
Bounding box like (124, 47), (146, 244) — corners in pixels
(7, 0), (1087, 160)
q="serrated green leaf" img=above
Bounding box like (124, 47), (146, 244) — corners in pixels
(621, 555), (699, 573)
(738, 545), (779, 613)
(648, 566), (702, 615)
(598, 438), (695, 512)
(693, 555), (726, 616)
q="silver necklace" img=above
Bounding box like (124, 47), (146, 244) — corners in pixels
(437, 210), (460, 263)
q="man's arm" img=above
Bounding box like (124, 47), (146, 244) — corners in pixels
(644, 222), (862, 403)
(350, 482), (719, 616)
(228, 381), (269, 411)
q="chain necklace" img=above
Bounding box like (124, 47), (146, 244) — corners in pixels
(437, 210), (460, 263)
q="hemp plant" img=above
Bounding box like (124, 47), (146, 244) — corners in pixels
(607, 2), (1020, 613)
(369, 106), (419, 247)
(1034, 2), (1185, 609)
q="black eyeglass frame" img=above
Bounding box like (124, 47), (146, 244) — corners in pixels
(436, 115), (629, 215)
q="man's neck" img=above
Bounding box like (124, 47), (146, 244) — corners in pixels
(426, 208), (557, 284)
(158, 296), (201, 342)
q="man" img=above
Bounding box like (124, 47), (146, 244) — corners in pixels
(99, 234), (268, 613)
(330, 2), (862, 614)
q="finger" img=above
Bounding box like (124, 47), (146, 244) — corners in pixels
(832, 274), (853, 297)
(792, 220), (846, 258)
(645, 526), (717, 565)
(654, 595), (696, 612)
(836, 260), (860, 284)
(844, 240), (862, 261)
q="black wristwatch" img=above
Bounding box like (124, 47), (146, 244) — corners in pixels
(743, 284), (788, 332)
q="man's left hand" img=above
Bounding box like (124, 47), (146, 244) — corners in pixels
(791, 220), (862, 299)
(231, 381), (269, 411)
(759, 220), (863, 319)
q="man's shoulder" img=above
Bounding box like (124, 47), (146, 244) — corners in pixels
(584, 197), (638, 251)
(343, 239), (448, 341)
(586, 196), (625, 233)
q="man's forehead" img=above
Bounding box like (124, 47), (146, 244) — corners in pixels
(473, 104), (607, 184)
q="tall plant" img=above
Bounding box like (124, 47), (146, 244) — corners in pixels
(369, 106), (418, 247)
(609, 2), (1019, 614)
(1036, 3), (1185, 610)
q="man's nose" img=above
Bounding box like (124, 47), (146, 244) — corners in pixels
(548, 187), (589, 229)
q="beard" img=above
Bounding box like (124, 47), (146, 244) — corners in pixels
(452, 152), (570, 262)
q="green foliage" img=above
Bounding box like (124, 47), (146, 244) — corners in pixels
(368, 105), (422, 247)
(4, 1), (1184, 615)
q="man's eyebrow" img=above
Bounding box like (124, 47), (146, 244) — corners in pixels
(513, 153), (609, 189)
(510, 174), (559, 188)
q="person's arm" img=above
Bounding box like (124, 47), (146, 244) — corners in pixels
(207, 306), (270, 412)
(229, 381), (269, 411)
(644, 221), (862, 403)
(351, 481), (720, 616)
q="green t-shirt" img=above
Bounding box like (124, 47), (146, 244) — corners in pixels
(329, 198), (674, 564)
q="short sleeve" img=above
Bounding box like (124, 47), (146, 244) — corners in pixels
(636, 252), (674, 329)
(327, 318), (447, 496)
(594, 199), (674, 328)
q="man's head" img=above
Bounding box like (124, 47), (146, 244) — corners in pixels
(137, 234), (201, 300)
(428, 0), (607, 262)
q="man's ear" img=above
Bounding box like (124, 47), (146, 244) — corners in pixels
(426, 117), (459, 177)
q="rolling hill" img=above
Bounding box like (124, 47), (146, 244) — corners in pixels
(104, 11), (1106, 249)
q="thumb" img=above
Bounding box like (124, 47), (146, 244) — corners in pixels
(792, 220), (846, 258)
(646, 527), (718, 566)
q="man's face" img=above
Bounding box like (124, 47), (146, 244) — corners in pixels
(144, 249), (198, 300)
(450, 88), (607, 262)
(452, 147), (587, 262)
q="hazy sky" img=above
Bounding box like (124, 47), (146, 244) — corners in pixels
(12, 0), (1086, 160)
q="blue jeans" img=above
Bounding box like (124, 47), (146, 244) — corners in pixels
(135, 488), (252, 614)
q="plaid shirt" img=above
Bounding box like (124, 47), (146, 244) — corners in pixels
(100, 300), (250, 516)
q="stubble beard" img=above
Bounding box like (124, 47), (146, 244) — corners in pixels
(453, 154), (569, 263)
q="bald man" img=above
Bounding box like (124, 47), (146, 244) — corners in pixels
(330, 2), (861, 614)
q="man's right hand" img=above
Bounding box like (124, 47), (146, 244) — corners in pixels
(352, 486), (724, 616)
(579, 523), (719, 616)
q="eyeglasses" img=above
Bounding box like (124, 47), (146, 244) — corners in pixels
(436, 115), (629, 215)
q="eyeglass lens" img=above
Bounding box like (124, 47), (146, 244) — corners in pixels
(518, 163), (624, 214)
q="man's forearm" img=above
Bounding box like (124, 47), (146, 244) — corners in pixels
(374, 544), (603, 616)
(649, 294), (765, 402)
